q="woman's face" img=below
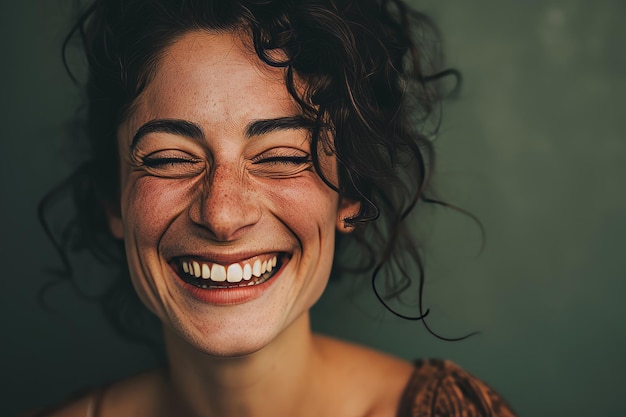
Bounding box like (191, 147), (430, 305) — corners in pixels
(110, 31), (357, 356)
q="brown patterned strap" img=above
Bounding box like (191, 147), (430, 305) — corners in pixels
(397, 359), (517, 417)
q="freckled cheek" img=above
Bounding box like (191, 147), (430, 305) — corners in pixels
(121, 177), (196, 243)
(262, 178), (339, 234)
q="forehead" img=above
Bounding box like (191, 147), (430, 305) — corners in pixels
(122, 30), (297, 139)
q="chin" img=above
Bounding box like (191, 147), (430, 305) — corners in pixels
(164, 315), (292, 359)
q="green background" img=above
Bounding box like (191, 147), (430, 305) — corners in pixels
(2, 1), (625, 416)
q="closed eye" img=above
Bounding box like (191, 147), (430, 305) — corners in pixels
(137, 151), (205, 178)
(252, 156), (311, 165)
(248, 150), (312, 178)
(141, 156), (202, 168)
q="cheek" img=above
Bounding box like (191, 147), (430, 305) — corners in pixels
(121, 176), (200, 243)
(261, 176), (339, 232)
(261, 176), (339, 294)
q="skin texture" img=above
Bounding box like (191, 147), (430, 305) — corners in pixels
(112, 30), (358, 357)
(93, 30), (415, 417)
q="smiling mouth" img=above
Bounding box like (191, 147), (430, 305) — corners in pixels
(174, 253), (286, 289)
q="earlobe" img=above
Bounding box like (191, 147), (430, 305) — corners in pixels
(336, 197), (361, 234)
(103, 200), (124, 239)
(108, 215), (124, 239)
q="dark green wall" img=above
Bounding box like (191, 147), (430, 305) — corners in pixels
(2, 1), (624, 416)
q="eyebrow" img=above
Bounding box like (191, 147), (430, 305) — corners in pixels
(130, 119), (204, 149)
(130, 116), (317, 149)
(244, 115), (317, 138)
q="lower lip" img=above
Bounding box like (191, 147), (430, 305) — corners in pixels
(173, 263), (284, 305)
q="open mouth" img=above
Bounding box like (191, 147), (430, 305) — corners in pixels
(173, 253), (287, 289)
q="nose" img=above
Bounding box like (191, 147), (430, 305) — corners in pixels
(188, 164), (262, 241)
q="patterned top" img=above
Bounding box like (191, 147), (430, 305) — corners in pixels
(397, 359), (517, 417)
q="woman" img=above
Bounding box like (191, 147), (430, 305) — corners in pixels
(28, 0), (516, 416)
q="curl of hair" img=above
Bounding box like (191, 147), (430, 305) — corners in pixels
(42, 0), (468, 343)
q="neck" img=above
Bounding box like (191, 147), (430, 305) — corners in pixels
(161, 313), (324, 417)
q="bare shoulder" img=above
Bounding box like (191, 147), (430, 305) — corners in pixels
(18, 369), (167, 417)
(314, 333), (414, 378)
(313, 334), (415, 417)
(313, 336), (517, 417)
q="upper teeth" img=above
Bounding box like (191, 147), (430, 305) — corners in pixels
(181, 256), (278, 283)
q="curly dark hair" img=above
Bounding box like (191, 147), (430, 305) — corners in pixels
(41, 0), (465, 345)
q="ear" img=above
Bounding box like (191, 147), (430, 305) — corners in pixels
(103, 200), (124, 239)
(336, 197), (361, 234)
